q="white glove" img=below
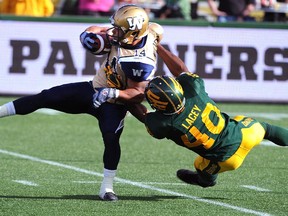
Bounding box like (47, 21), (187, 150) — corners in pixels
(93, 88), (119, 108)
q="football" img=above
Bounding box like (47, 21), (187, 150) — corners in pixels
(89, 32), (111, 55)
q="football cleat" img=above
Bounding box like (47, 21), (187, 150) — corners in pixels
(176, 169), (216, 188)
(99, 192), (118, 201)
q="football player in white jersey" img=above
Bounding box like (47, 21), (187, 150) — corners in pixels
(0, 4), (163, 201)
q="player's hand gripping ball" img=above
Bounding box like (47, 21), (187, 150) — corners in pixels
(80, 31), (111, 55)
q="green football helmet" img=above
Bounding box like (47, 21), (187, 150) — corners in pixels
(145, 76), (185, 114)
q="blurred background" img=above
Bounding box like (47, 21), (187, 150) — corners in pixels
(1, 0), (287, 22)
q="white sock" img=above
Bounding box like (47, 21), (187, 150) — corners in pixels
(99, 168), (117, 197)
(0, 102), (16, 118)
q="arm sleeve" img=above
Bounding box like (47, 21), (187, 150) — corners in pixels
(145, 113), (168, 139)
(177, 72), (205, 97)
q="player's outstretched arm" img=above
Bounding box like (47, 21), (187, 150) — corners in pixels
(127, 103), (148, 124)
(157, 44), (189, 77)
(84, 25), (109, 34)
(117, 79), (147, 103)
(93, 79), (147, 108)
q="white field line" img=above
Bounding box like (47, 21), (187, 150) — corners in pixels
(36, 109), (62, 115)
(73, 180), (102, 184)
(73, 180), (186, 186)
(261, 141), (278, 147)
(227, 112), (288, 121)
(73, 181), (273, 193)
(26, 109), (286, 148)
(35, 109), (286, 147)
(241, 185), (271, 192)
(0, 149), (271, 216)
(36, 108), (288, 121)
(12, 180), (38, 186)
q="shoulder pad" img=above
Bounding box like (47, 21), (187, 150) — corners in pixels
(149, 22), (164, 43)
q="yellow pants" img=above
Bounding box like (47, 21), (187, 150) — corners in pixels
(194, 116), (266, 174)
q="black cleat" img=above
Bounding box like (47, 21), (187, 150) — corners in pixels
(100, 192), (118, 201)
(176, 169), (216, 188)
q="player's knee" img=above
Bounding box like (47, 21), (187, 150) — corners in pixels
(227, 162), (241, 171)
(103, 133), (120, 147)
(38, 89), (56, 104)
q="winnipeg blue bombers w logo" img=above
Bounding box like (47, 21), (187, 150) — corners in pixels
(127, 16), (144, 30)
(132, 69), (143, 76)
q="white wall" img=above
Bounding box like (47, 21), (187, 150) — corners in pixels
(0, 20), (287, 102)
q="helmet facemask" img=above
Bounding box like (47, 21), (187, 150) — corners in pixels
(106, 25), (125, 45)
(108, 4), (149, 45)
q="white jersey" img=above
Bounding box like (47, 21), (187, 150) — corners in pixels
(92, 28), (158, 90)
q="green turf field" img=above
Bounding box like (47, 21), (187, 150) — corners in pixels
(0, 97), (287, 216)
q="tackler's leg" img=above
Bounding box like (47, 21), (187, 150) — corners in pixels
(261, 122), (288, 146)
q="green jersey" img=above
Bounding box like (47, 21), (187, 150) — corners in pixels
(146, 73), (247, 162)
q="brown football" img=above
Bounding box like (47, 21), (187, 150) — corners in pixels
(90, 32), (111, 55)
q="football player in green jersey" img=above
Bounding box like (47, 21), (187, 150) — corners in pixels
(143, 44), (288, 187)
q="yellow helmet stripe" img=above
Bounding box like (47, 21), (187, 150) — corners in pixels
(158, 77), (184, 112)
